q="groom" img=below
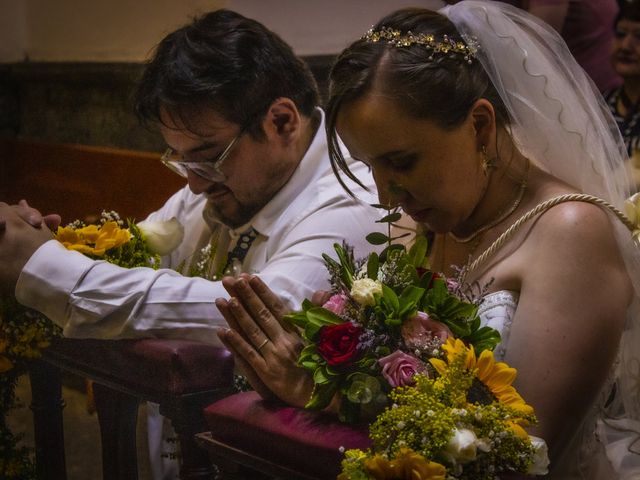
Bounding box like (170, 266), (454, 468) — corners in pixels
(0, 9), (382, 479)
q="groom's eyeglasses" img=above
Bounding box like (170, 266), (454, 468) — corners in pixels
(161, 130), (244, 182)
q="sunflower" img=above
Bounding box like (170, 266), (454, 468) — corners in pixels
(430, 338), (533, 416)
(55, 221), (131, 256)
(362, 448), (446, 480)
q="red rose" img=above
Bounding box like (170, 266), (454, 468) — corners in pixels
(317, 322), (363, 367)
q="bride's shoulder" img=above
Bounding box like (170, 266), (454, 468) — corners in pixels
(522, 194), (627, 279)
(530, 196), (616, 239)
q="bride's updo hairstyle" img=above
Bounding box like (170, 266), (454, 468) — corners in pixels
(326, 7), (507, 192)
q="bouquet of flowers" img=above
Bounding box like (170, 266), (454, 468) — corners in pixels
(284, 211), (549, 479)
(0, 210), (183, 479)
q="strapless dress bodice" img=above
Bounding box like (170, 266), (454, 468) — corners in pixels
(477, 290), (519, 360)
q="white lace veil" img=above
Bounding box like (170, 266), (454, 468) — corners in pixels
(440, 1), (640, 476)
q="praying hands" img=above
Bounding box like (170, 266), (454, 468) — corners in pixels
(216, 274), (325, 409)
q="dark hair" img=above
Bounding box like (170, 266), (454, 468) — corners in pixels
(617, 1), (640, 24)
(135, 9), (319, 139)
(326, 7), (508, 191)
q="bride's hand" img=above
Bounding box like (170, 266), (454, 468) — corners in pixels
(216, 274), (314, 408)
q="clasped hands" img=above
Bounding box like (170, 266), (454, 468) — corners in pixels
(216, 274), (330, 409)
(0, 200), (60, 294)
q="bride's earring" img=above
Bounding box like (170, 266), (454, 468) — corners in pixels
(480, 145), (494, 175)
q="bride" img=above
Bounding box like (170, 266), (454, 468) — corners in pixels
(216, 2), (640, 478)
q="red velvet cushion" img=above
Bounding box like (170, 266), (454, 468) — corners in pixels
(46, 337), (234, 396)
(203, 391), (371, 479)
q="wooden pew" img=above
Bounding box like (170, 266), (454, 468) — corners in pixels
(0, 137), (185, 223)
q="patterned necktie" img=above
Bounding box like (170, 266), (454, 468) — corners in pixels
(224, 228), (258, 276)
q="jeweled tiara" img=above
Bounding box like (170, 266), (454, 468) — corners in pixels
(362, 27), (478, 63)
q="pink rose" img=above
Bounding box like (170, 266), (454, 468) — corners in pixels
(379, 350), (426, 387)
(401, 312), (453, 349)
(322, 293), (349, 316)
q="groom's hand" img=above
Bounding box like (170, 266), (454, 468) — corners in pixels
(0, 203), (54, 295)
(14, 199), (62, 230)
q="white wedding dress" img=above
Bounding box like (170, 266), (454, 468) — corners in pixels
(478, 290), (638, 479)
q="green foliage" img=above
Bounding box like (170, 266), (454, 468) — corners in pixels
(105, 222), (161, 269)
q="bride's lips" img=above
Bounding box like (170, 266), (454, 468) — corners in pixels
(405, 208), (431, 222)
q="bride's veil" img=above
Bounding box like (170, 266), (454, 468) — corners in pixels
(441, 1), (640, 476)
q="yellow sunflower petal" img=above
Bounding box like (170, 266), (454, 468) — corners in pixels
(442, 337), (467, 364)
(476, 348), (495, 374)
(508, 421), (530, 440)
(77, 224), (100, 242)
(465, 344), (477, 370)
(68, 244), (102, 256)
(499, 393), (534, 414)
(483, 364), (517, 388)
(54, 226), (80, 244)
(429, 358), (448, 375)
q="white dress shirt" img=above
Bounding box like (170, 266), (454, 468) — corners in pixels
(15, 109), (383, 345)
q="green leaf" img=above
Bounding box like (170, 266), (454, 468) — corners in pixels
(298, 344), (318, 364)
(379, 244), (405, 262)
(418, 271), (434, 289)
(283, 311), (310, 330)
(408, 235), (428, 267)
(396, 285), (424, 320)
(301, 299), (315, 311)
(398, 303), (418, 320)
(381, 284), (400, 312)
(366, 232), (390, 245)
(306, 382), (339, 410)
(366, 253), (379, 280)
(333, 243), (355, 287)
(377, 212), (402, 223)
(313, 366), (331, 384)
(384, 316), (402, 327)
(466, 325), (502, 353)
(399, 285), (425, 307)
(304, 307), (344, 339)
(442, 318), (471, 337)
(307, 307), (344, 326)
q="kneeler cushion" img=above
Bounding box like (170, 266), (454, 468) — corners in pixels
(46, 337), (234, 395)
(203, 391), (371, 479)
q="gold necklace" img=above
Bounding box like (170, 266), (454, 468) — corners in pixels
(450, 161), (529, 244)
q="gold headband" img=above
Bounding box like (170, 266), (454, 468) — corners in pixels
(362, 27), (478, 63)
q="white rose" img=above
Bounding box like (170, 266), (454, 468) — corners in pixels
(137, 217), (185, 256)
(444, 428), (478, 464)
(526, 436), (550, 475)
(350, 278), (383, 306)
(624, 192), (640, 225)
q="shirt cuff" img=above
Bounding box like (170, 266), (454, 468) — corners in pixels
(15, 240), (99, 324)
